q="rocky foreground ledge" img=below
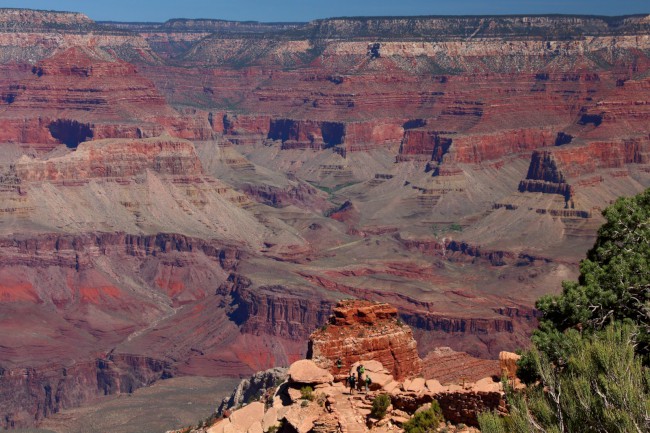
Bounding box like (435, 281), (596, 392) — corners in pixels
(168, 301), (519, 433)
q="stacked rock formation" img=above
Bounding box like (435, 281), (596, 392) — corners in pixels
(170, 300), (506, 433)
(308, 300), (423, 381)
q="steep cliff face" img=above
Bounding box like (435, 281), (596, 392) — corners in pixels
(0, 232), (241, 272)
(518, 136), (650, 201)
(0, 231), (243, 427)
(308, 300), (423, 380)
(0, 47), (215, 143)
(2, 11), (650, 430)
(15, 136), (203, 181)
(0, 354), (172, 429)
(446, 129), (558, 164)
(227, 282), (333, 340)
(299, 15), (650, 40)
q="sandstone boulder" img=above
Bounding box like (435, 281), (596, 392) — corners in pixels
(350, 359), (388, 375)
(472, 377), (502, 393)
(383, 380), (400, 393)
(288, 359), (333, 385)
(404, 377), (426, 393)
(367, 371), (394, 389)
(282, 403), (321, 433)
(247, 421), (263, 433)
(287, 386), (302, 403)
(261, 407), (279, 432)
(310, 413), (340, 433)
(425, 379), (444, 393)
(349, 360), (393, 389)
(499, 351), (521, 380)
(229, 402), (265, 433)
(415, 402), (432, 414)
(207, 420), (236, 433)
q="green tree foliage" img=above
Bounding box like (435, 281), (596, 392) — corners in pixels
(534, 189), (650, 364)
(481, 324), (650, 433)
(402, 401), (444, 433)
(300, 386), (314, 401)
(370, 394), (391, 419)
(515, 350), (540, 386)
(480, 189), (650, 433)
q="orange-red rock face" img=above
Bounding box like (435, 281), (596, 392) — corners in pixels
(1, 12), (650, 428)
(0, 47), (215, 145)
(15, 137), (203, 181)
(308, 300), (423, 380)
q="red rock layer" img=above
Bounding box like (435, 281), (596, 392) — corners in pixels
(518, 136), (650, 199)
(447, 128), (558, 164)
(397, 235), (550, 267)
(550, 139), (650, 178)
(15, 136), (203, 181)
(0, 47), (215, 143)
(221, 276), (333, 341)
(308, 300), (423, 380)
(0, 232), (243, 427)
(421, 347), (500, 385)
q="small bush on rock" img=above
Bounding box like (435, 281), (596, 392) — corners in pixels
(402, 401), (443, 433)
(370, 394), (391, 419)
(300, 386), (314, 401)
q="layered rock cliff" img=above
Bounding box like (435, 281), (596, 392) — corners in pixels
(308, 300), (423, 380)
(1, 10), (650, 430)
(169, 301), (506, 433)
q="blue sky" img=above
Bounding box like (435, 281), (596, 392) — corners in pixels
(1, 1), (648, 22)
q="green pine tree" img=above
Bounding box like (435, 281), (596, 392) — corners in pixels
(480, 188), (650, 433)
(535, 188), (650, 364)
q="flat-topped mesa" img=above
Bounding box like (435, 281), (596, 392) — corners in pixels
(307, 300), (423, 381)
(15, 136), (204, 182)
(0, 9), (94, 30)
(301, 15), (650, 40)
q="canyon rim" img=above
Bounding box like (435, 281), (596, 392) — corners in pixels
(0, 4), (648, 432)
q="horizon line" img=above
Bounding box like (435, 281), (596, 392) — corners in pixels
(1, 7), (648, 25)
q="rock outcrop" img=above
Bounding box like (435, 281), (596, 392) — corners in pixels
(170, 301), (507, 433)
(15, 136), (204, 181)
(288, 360), (334, 385)
(499, 351), (521, 382)
(216, 367), (288, 416)
(308, 300), (423, 381)
(1, 354), (173, 429)
(3, 10), (650, 429)
(422, 347), (500, 385)
(197, 370), (499, 432)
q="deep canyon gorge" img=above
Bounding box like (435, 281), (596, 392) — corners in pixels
(0, 8), (649, 429)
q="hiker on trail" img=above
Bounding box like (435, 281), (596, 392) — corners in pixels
(336, 358), (343, 369)
(357, 364), (365, 391)
(365, 375), (372, 392)
(348, 374), (356, 394)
